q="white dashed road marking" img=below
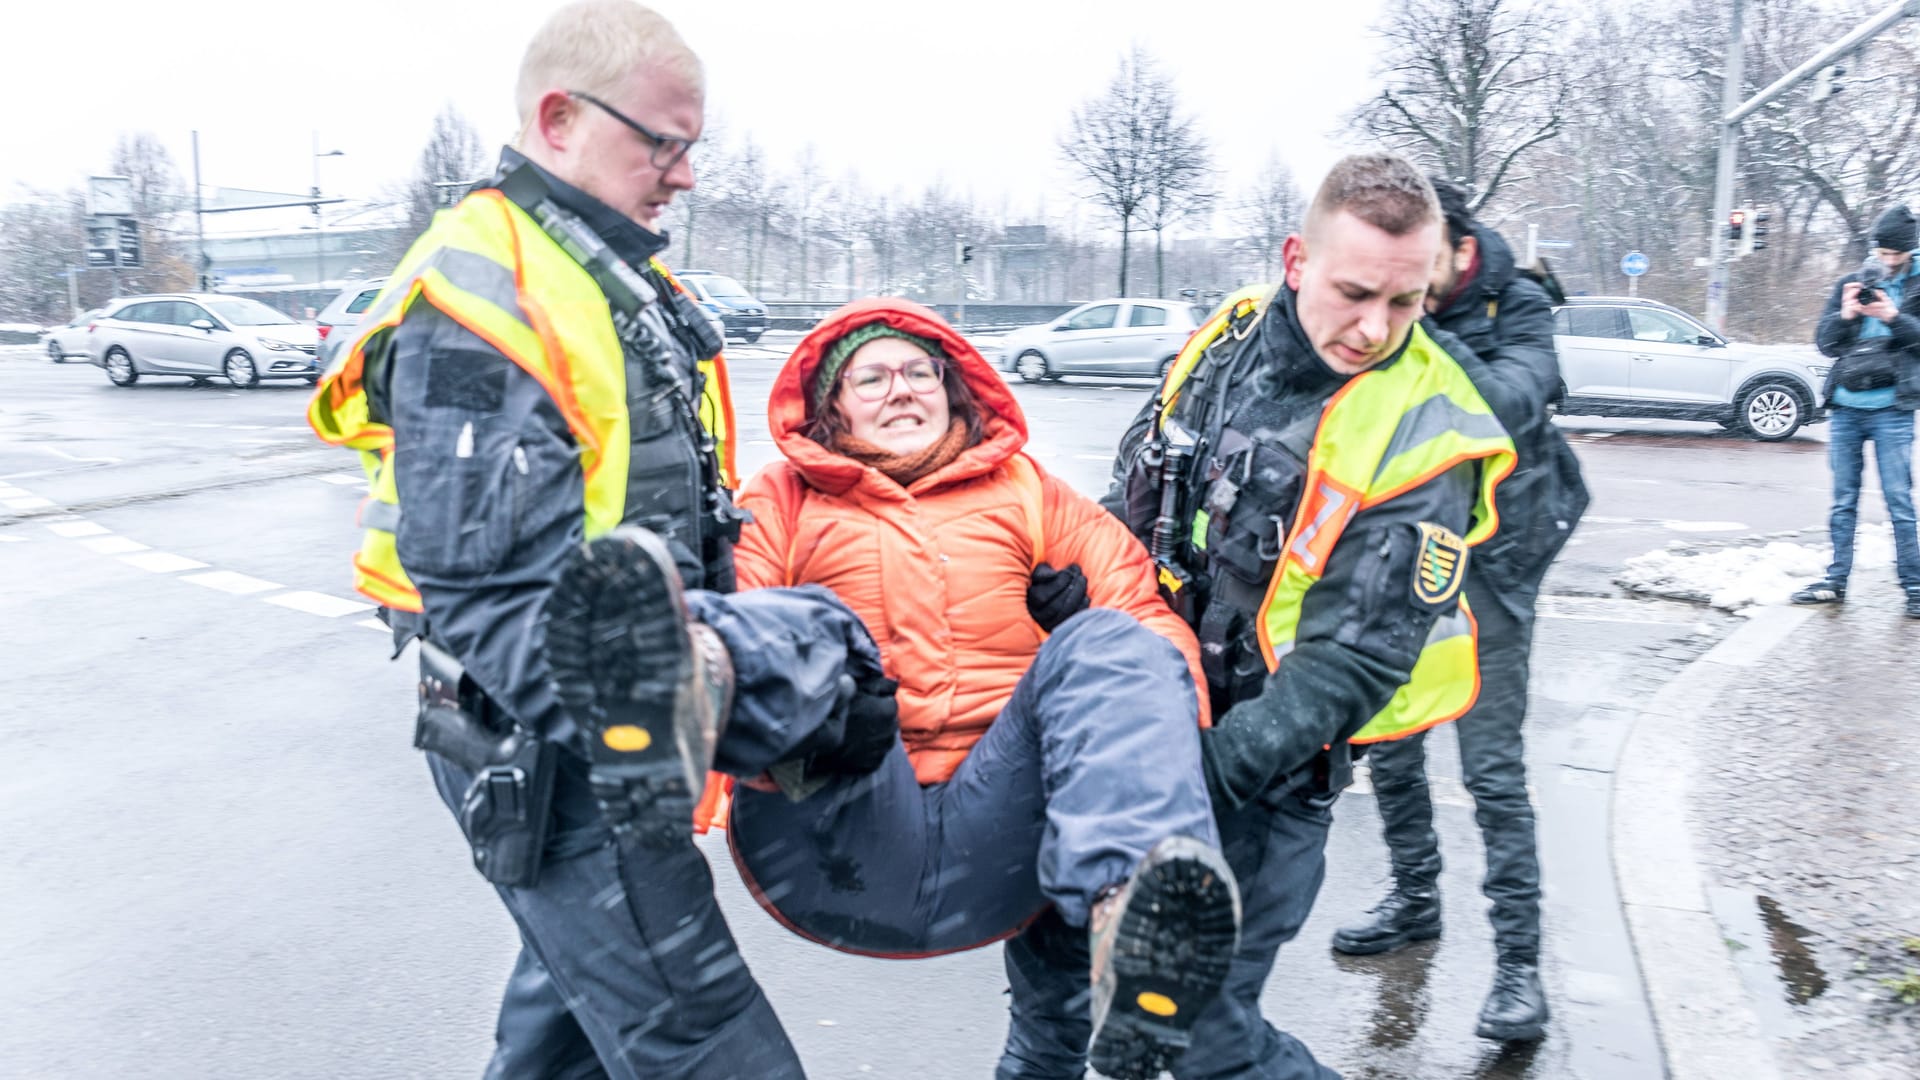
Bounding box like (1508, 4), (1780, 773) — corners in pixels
(120, 552), (211, 573)
(357, 618), (390, 633)
(4, 496), (54, 510)
(46, 520), (110, 538)
(0, 535), (25, 544)
(81, 536), (148, 555)
(266, 591), (374, 618)
(317, 473), (367, 486)
(182, 570), (284, 595)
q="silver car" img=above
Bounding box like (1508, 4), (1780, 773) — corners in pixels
(997, 299), (1205, 383)
(41, 309), (104, 363)
(315, 277), (388, 363)
(90, 294), (322, 388)
(1553, 296), (1828, 441)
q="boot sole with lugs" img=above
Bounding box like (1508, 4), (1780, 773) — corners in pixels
(543, 526), (701, 849)
(1090, 839), (1241, 1080)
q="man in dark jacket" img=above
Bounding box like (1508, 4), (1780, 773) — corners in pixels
(1794, 204), (1920, 616)
(1328, 179), (1589, 1043)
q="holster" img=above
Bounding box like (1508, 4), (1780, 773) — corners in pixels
(416, 640), (556, 888)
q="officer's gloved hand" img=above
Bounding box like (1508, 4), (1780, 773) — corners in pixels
(1027, 563), (1091, 632)
(809, 673), (901, 778)
(1200, 691), (1344, 813)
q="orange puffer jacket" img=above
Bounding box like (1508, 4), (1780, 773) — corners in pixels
(733, 298), (1208, 786)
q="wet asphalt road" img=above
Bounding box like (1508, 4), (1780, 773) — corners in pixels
(0, 335), (1843, 1077)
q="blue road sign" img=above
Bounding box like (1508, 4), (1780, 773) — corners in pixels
(1620, 251), (1650, 277)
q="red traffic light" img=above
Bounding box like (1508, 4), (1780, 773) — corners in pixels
(1729, 209), (1747, 226)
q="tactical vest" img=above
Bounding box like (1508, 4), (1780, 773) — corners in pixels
(1153, 286), (1515, 743)
(307, 187), (735, 613)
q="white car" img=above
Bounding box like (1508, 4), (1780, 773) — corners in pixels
(998, 298), (1205, 383)
(90, 294), (322, 388)
(41, 309), (104, 363)
(1553, 297), (1829, 441)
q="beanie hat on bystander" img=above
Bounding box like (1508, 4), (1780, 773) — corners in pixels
(1870, 204), (1918, 253)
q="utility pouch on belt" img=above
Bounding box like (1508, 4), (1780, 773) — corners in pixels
(416, 640), (555, 888)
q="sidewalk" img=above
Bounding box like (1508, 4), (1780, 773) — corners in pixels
(1613, 553), (1920, 1078)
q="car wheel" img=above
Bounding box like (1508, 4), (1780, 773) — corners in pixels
(1157, 354), (1178, 381)
(1739, 381), (1804, 441)
(105, 347), (138, 386)
(225, 349), (259, 389)
(1015, 350), (1051, 384)
(744, 333), (763, 345)
(48, 341), (64, 363)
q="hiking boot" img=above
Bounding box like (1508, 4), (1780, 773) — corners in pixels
(1330, 888), (1443, 956)
(543, 526), (733, 849)
(1088, 837), (1241, 1080)
(1475, 956), (1549, 1042)
(1790, 580), (1845, 605)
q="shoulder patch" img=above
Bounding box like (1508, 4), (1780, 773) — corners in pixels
(1412, 521), (1467, 607)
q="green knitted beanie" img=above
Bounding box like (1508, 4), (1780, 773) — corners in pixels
(813, 323), (945, 410)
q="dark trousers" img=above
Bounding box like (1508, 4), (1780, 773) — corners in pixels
(1824, 404), (1920, 592)
(729, 608), (1217, 954)
(998, 787), (1340, 1080)
(431, 585), (873, 1080)
(1365, 572), (1541, 960)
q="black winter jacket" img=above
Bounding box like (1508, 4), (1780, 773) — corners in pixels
(1814, 264), (1920, 410)
(1103, 289), (1482, 810)
(1428, 224), (1589, 594)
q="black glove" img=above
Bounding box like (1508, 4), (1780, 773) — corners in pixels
(809, 673), (901, 778)
(1027, 563), (1091, 633)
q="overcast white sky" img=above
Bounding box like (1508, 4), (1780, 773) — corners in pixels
(2, 0), (1390, 235)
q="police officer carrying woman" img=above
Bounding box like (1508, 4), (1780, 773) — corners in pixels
(311, 3), (894, 1076)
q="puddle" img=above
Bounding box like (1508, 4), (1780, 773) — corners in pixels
(1708, 887), (1835, 1036)
(1756, 894), (1829, 1005)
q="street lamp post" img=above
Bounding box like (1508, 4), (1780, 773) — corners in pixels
(313, 132), (346, 310)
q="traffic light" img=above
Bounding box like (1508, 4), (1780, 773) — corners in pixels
(1744, 208), (1771, 255)
(1727, 208), (1747, 247)
(116, 218), (142, 269)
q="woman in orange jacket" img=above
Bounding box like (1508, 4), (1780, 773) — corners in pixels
(721, 298), (1241, 1080)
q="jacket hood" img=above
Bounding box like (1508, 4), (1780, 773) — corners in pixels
(769, 298), (1030, 496)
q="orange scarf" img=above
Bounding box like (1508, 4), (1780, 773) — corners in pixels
(829, 417), (972, 487)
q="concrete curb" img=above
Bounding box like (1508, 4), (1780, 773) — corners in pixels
(1611, 604), (1812, 1080)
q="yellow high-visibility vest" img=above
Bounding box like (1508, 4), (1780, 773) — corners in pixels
(1159, 285), (1516, 741)
(307, 187), (734, 612)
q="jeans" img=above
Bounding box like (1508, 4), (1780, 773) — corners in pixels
(1364, 573), (1541, 960)
(1825, 405), (1920, 592)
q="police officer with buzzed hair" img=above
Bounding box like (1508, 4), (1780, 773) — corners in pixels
(1329, 177), (1589, 1043)
(988, 153), (1515, 1080)
(310, 3), (896, 1076)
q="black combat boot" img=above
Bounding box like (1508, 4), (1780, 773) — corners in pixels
(543, 526), (733, 849)
(1475, 954), (1549, 1042)
(1330, 888), (1442, 955)
(1088, 837), (1242, 1080)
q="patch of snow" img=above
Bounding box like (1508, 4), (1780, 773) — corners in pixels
(0, 323), (49, 334)
(1617, 526), (1893, 611)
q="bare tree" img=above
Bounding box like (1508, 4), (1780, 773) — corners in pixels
(1348, 0), (1564, 209)
(1139, 80), (1215, 298)
(404, 105), (490, 241)
(1231, 155), (1306, 283)
(107, 132), (194, 294)
(1060, 47), (1166, 296)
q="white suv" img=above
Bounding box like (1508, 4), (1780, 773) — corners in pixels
(1553, 297), (1829, 441)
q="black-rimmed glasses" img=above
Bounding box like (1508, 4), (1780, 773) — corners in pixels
(568, 91), (698, 170)
(842, 357), (946, 402)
